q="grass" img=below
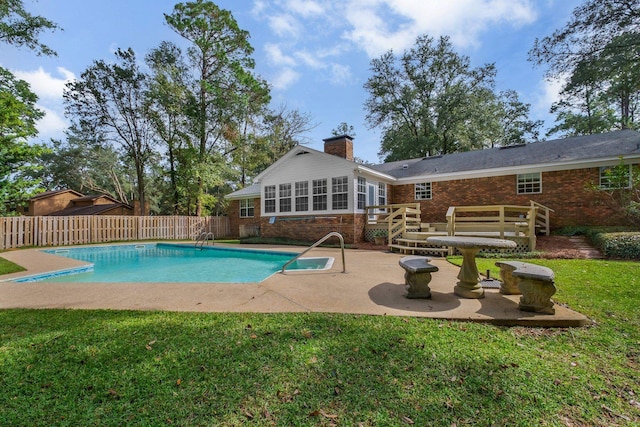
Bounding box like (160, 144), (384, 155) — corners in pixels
(0, 255), (25, 275)
(0, 259), (639, 425)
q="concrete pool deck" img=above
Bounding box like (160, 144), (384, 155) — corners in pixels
(0, 244), (589, 327)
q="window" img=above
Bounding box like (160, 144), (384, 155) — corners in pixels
(357, 177), (366, 210)
(415, 182), (432, 200)
(264, 185), (276, 213)
(332, 176), (349, 210)
(239, 199), (254, 218)
(517, 173), (541, 194)
(295, 181), (308, 212)
(600, 165), (631, 189)
(279, 183), (292, 212)
(378, 182), (387, 205)
(312, 179), (327, 211)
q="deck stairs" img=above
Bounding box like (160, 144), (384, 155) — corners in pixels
(388, 224), (450, 256)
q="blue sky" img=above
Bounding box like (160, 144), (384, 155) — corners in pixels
(3, 0), (582, 164)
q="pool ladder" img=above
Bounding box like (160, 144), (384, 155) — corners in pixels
(281, 231), (346, 274)
(195, 232), (214, 249)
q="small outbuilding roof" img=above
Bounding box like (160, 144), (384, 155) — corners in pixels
(47, 204), (132, 216)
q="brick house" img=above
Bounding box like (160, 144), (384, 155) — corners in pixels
(226, 130), (640, 243)
(17, 189), (134, 216)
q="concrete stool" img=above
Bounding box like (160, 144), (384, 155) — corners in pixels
(399, 256), (439, 299)
(495, 261), (531, 295)
(496, 260), (556, 313)
(512, 264), (556, 315)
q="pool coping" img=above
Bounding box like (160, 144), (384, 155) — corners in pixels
(0, 243), (590, 327)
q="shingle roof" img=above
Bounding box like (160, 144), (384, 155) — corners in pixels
(73, 194), (121, 203)
(368, 129), (640, 179)
(47, 204), (132, 216)
(226, 184), (260, 199)
(29, 189), (83, 201)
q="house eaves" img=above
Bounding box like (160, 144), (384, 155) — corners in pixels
(354, 165), (396, 181)
(369, 129), (640, 183)
(226, 184), (261, 200)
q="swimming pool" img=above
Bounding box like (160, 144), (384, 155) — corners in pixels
(13, 244), (333, 283)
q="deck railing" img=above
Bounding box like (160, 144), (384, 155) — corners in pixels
(0, 215), (230, 250)
(445, 205), (537, 250)
(364, 203), (421, 243)
(530, 200), (553, 236)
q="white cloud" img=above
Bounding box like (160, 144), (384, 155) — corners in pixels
(268, 13), (300, 37)
(10, 66), (74, 141)
(271, 67), (301, 90)
(35, 105), (68, 141)
(252, 0), (267, 16)
(342, 0), (538, 57)
(329, 63), (353, 85)
(535, 75), (566, 115)
(287, 0), (325, 17)
(295, 50), (325, 69)
(13, 66), (75, 100)
(265, 43), (297, 67)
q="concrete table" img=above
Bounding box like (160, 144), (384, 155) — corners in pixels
(426, 236), (517, 299)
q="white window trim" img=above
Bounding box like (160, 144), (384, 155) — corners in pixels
(295, 181), (309, 212)
(332, 176), (349, 210)
(599, 165), (632, 189)
(279, 183), (292, 213)
(517, 172), (542, 195)
(357, 176), (366, 211)
(415, 182), (432, 200)
(239, 198), (254, 218)
(312, 178), (328, 211)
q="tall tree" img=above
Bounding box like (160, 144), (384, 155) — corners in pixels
(36, 125), (132, 202)
(164, 0), (269, 216)
(145, 41), (192, 214)
(0, 67), (46, 213)
(0, 0), (59, 56)
(0, 0), (58, 213)
(532, 0), (640, 136)
(495, 90), (543, 145)
(331, 122), (356, 137)
(64, 48), (155, 214)
(546, 60), (618, 137)
(364, 35), (500, 161)
(529, 0), (640, 78)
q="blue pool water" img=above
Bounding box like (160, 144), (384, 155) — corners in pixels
(16, 244), (330, 283)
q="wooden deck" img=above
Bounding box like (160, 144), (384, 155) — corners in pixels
(365, 201), (553, 254)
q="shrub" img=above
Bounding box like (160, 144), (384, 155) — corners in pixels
(591, 231), (640, 259)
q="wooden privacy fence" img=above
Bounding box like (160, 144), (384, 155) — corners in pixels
(0, 215), (230, 250)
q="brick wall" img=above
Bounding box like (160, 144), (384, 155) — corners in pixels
(390, 167), (632, 228)
(323, 136), (354, 161)
(228, 199), (364, 243)
(260, 214), (362, 244)
(228, 199), (261, 238)
(229, 165), (637, 240)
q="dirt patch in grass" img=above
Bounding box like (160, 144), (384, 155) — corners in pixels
(535, 235), (604, 259)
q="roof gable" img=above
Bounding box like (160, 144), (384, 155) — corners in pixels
(254, 145), (359, 182)
(30, 189), (84, 201)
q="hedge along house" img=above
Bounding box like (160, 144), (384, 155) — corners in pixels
(226, 130), (640, 244)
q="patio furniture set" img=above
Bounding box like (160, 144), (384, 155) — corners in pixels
(398, 236), (556, 315)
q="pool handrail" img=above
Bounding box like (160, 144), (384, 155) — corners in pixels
(281, 231), (346, 274)
(195, 231), (214, 249)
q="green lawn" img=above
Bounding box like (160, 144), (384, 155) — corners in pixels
(0, 259), (638, 426)
(0, 256), (25, 275)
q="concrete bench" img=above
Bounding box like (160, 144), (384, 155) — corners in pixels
(399, 256), (439, 299)
(495, 261), (556, 314)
